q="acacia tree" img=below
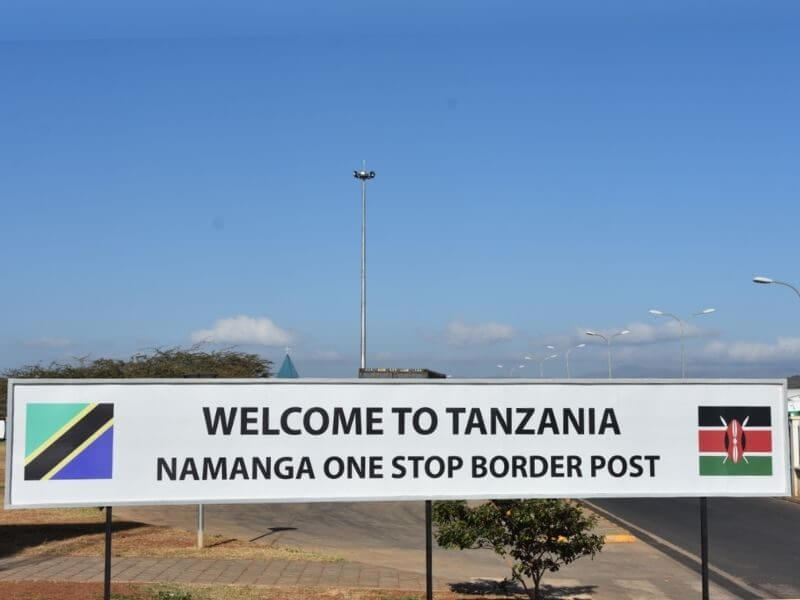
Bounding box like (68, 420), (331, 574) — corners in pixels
(0, 346), (272, 416)
(433, 499), (604, 600)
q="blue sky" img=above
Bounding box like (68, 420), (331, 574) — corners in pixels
(2, 1), (800, 378)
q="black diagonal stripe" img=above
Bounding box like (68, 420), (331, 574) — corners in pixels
(25, 403), (114, 480)
(698, 406), (771, 428)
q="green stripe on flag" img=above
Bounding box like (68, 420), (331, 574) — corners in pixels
(25, 403), (89, 456)
(699, 456), (772, 476)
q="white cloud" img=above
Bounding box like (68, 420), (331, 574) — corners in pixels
(446, 320), (515, 346)
(702, 337), (800, 362)
(191, 316), (293, 346)
(23, 337), (72, 348)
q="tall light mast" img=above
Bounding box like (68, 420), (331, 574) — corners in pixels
(353, 163), (375, 371)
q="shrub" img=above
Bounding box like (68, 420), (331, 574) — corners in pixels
(433, 499), (604, 600)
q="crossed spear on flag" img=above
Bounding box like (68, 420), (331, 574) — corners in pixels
(720, 415), (749, 464)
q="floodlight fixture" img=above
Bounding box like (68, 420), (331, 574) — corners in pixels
(353, 170), (376, 180)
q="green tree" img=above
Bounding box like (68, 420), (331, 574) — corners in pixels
(433, 499), (604, 600)
(0, 346), (272, 416)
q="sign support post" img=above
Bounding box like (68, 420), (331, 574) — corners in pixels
(104, 506), (112, 600)
(425, 500), (433, 600)
(790, 416), (800, 496)
(699, 497), (709, 600)
(198, 504), (205, 548)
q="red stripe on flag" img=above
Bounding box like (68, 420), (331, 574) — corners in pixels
(744, 430), (772, 452)
(698, 430), (725, 452)
(697, 430), (772, 453)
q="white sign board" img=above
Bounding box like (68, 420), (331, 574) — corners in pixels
(4, 379), (791, 508)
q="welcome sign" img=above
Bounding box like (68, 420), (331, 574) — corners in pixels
(3, 379), (791, 508)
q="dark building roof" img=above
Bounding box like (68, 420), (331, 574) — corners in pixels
(358, 368), (447, 379)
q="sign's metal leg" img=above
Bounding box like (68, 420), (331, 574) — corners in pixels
(700, 497), (709, 600)
(425, 500), (433, 600)
(104, 506), (112, 600)
(198, 504), (205, 549)
(790, 417), (800, 497)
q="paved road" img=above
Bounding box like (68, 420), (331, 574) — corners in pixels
(114, 501), (742, 598)
(119, 500), (634, 584)
(118, 502), (511, 582)
(0, 552), (743, 599)
(591, 497), (800, 599)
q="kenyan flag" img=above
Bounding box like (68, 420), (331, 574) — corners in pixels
(698, 406), (772, 476)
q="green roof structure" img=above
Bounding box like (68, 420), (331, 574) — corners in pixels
(277, 353), (299, 378)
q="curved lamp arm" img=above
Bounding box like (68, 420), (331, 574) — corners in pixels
(774, 280), (800, 299)
(753, 276), (800, 299)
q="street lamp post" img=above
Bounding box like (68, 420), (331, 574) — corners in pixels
(649, 308), (715, 378)
(585, 330), (629, 378)
(753, 275), (800, 499)
(496, 363), (526, 378)
(648, 307), (715, 600)
(565, 343), (586, 379)
(353, 164), (375, 371)
(539, 354), (558, 377)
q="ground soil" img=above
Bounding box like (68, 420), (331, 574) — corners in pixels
(0, 442), (524, 599)
(0, 582), (508, 600)
(0, 442), (338, 562)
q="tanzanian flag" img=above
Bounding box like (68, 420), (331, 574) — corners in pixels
(698, 406), (772, 476)
(24, 403), (114, 481)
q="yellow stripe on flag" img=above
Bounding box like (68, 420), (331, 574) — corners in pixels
(25, 403), (97, 465)
(41, 418), (114, 481)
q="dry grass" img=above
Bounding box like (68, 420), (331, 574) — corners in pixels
(65, 525), (342, 562)
(0, 582), (491, 600)
(1, 442), (339, 563)
(139, 585), (435, 600)
(0, 508), (340, 562)
(1, 504), (105, 525)
(1, 581), (515, 600)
